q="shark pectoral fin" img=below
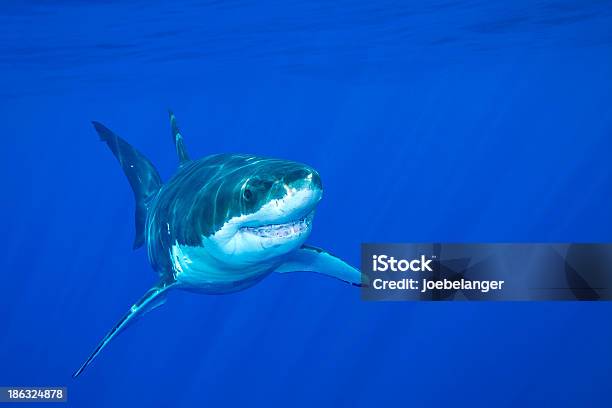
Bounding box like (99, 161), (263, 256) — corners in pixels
(91, 121), (162, 250)
(275, 245), (368, 287)
(72, 282), (175, 378)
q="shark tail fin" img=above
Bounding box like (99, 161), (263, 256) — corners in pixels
(92, 121), (162, 249)
(168, 110), (191, 165)
(72, 283), (174, 378)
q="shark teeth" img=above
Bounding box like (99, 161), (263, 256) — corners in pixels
(241, 213), (312, 238)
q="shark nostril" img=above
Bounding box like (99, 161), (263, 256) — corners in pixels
(268, 181), (286, 199)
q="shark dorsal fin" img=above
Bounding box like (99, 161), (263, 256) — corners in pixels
(168, 110), (191, 165)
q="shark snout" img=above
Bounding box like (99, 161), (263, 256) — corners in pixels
(284, 168), (322, 196)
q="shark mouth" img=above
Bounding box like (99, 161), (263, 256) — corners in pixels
(241, 211), (314, 239)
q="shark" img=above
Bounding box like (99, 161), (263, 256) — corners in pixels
(73, 112), (365, 377)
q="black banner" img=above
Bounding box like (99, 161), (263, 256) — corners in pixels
(361, 243), (612, 301)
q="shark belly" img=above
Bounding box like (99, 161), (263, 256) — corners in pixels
(170, 242), (276, 293)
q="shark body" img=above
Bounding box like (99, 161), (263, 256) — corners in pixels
(73, 113), (364, 377)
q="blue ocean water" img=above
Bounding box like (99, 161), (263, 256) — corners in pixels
(1, 0), (612, 406)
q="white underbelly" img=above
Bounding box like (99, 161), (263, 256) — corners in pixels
(170, 242), (273, 291)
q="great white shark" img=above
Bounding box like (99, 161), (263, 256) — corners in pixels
(73, 112), (366, 377)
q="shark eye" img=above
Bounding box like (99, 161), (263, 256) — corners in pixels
(243, 188), (253, 201)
